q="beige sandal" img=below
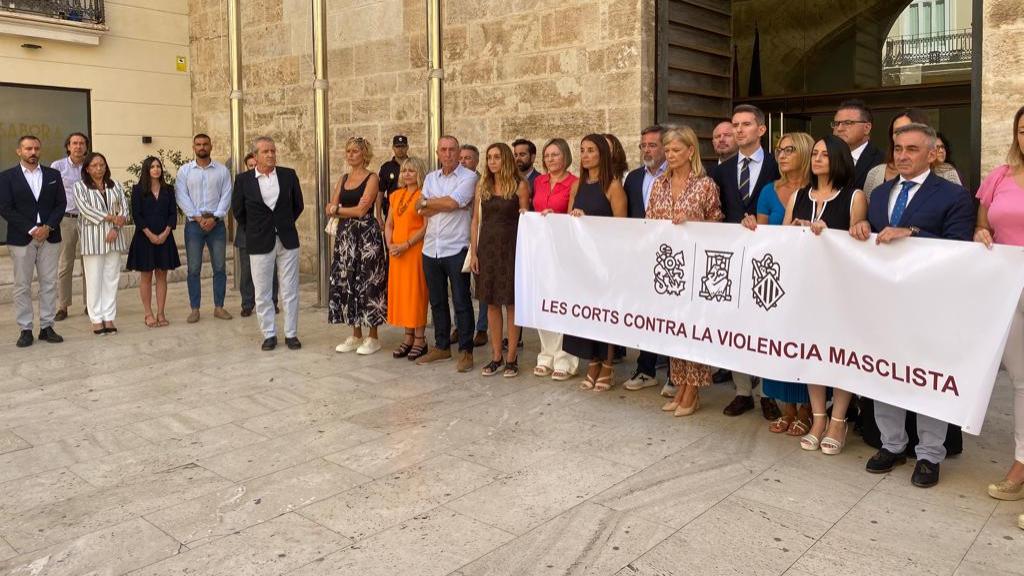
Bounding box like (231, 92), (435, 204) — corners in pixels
(594, 362), (615, 391)
(579, 361), (600, 390)
(800, 413), (828, 451)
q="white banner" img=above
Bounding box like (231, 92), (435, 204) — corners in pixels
(515, 213), (1024, 434)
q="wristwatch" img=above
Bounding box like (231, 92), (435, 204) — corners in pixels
(908, 226), (920, 237)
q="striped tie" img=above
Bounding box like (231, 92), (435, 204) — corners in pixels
(890, 180), (915, 226)
(739, 157), (751, 201)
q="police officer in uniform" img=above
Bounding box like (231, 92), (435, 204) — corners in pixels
(378, 134), (409, 217)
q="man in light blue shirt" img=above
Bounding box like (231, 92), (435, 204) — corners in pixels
(415, 135), (478, 372)
(175, 133), (233, 323)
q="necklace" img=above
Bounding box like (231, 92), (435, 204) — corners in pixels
(395, 188), (416, 217)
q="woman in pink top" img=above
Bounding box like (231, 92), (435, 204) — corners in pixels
(532, 138), (580, 380)
(976, 105), (1024, 529)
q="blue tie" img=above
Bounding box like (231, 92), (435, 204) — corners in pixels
(890, 180), (914, 226)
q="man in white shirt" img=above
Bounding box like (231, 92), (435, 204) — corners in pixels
(832, 99), (884, 190)
(415, 135), (478, 372)
(0, 135), (66, 347)
(51, 132), (89, 321)
(176, 133), (233, 323)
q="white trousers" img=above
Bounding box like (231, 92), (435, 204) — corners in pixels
(250, 237), (299, 339)
(10, 240), (60, 331)
(82, 252), (121, 323)
(1002, 292), (1024, 464)
(536, 329), (579, 374)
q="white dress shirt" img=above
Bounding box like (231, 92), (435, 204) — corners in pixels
(256, 168), (280, 210)
(850, 141), (869, 165)
(421, 165), (478, 259)
(887, 169), (930, 222)
(51, 156), (83, 213)
(736, 147), (765, 197)
(21, 164), (43, 227)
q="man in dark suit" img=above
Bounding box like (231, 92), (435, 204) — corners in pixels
(851, 122), (975, 488)
(711, 105), (780, 418)
(232, 136), (304, 352)
(235, 152), (279, 317)
(622, 125), (674, 396)
(833, 99), (884, 190)
(0, 135), (66, 347)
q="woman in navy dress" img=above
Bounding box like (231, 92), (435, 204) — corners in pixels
(127, 156), (181, 327)
(563, 134), (628, 391)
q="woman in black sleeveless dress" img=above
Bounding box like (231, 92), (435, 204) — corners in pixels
(786, 135), (867, 456)
(328, 137), (388, 355)
(562, 134), (629, 391)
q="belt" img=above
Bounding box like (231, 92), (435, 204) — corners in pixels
(65, 213), (78, 218)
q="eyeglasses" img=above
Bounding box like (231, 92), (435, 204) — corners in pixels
(830, 120), (869, 128)
(775, 146), (797, 158)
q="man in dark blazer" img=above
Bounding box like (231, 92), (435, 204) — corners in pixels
(622, 125), (674, 396)
(851, 122), (975, 489)
(234, 152), (279, 317)
(232, 136), (304, 351)
(833, 99), (884, 190)
(0, 135), (66, 347)
(711, 105), (780, 419)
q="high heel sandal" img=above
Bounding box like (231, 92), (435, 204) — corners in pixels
(820, 417), (848, 455)
(593, 362), (614, 391)
(674, 394), (700, 417)
(800, 413), (828, 451)
(393, 330), (415, 358)
(407, 338), (428, 361)
(579, 361), (600, 390)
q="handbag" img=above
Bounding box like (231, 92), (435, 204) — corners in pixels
(325, 216), (338, 236)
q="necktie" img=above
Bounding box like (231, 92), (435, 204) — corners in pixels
(890, 180), (915, 226)
(739, 157), (751, 201)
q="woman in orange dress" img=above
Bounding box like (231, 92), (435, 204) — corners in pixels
(646, 125), (724, 416)
(385, 157), (429, 360)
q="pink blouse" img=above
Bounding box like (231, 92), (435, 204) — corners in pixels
(977, 164), (1024, 247)
(532, 172), (578, 214)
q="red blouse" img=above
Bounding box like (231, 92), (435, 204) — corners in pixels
(532, 172), (578, 214)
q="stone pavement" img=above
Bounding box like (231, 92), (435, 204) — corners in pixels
(0, 280), (1022, 576)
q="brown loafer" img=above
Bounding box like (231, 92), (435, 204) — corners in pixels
(760, 397), (782, 420)
(213, 307), (233, 320)
(187, 309), (200, 323)
(722, 395), (755, 416)
(54, 309), (68, 321)
(456, 350), (474, 373)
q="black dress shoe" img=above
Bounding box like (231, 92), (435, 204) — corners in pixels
(911, 459), (940, 488)
(54, 309), (68, 321)
(240, 307), (253, 317)
(261, 337), (277, 351)
(285, 337), (301, 350)
(866, 448), (908, 474)
(712, 369), (733, 384)
(760, 397), (781, 420)
(16, 330), (33, 348)
(722, 394), (755, 416)
(38, 327), (64, 343)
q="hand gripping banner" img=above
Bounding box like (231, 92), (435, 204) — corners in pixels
(515, 213), (1024, 433)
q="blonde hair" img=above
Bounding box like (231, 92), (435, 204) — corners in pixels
(399, 156), (427, 190)
(776, 132), (814, 188)
(662, 125), (704, 177)
(478, 143), (520, 201)
(345, 136), (373, 167)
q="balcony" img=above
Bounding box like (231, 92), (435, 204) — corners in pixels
(883, 28), (973, 68)
(0, 0), (107, 45)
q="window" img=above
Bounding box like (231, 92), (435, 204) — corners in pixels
(909, 5), (920, 35)
(935, 0), (946, 32)
(0, 83), (90, 168)
(922, 2), (932, 35)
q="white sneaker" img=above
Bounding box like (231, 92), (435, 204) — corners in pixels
(623, 372), (659, 391)
(335, 336), (362, 353)
(660, 382), (678, 398)
(356, 337), (381, 355)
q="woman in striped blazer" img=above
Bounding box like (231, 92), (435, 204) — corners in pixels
(74, 152), (129, 335)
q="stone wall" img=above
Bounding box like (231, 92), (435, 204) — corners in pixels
(980, 0), (1024, 175)
(188, 0), (654, 274)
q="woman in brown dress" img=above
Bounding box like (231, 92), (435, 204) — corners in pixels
(470, 143), (530, 377)
(646, 125), (724, 416)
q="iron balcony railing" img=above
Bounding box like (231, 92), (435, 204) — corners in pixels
(883, 28), (972, 68)
(1, 0), (104, 24)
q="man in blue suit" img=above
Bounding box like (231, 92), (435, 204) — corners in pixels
(850, 122), (975, 488)
(622, 125), (673, 396)
(712, 105), (781, 418)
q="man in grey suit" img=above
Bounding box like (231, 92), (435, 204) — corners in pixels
(0, 136), (66, 347)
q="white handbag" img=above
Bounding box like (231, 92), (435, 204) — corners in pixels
(324, 216), (338, 236)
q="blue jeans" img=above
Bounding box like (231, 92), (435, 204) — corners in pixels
(185, 220), (227, 309)
(423, 249), (474, 351)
